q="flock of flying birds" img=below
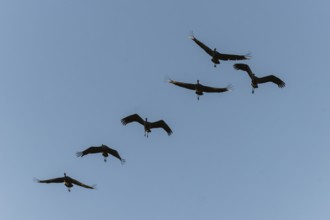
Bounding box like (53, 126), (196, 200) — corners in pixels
(35, 33), (285, 192)
(170, 34), (285, 98)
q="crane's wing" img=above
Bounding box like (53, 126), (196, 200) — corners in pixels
(216, 52), (250, 61)
(257, 75), (286, 88)
(121, 114), (144, 126)
(37, 177), (64, 184)
(200, 84), (231, 93)
(68, 177), (95, 189)
(104, 146), (125, 163)
(233, 63), (254, 79)
(76, 146), (102, 157)
(190, 35), (213, 57)
(169, 79), (196, 90)
(149, 120), (173, 136)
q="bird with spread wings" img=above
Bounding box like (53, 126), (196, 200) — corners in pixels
(233, 63), (285, 93)
(35, 173), (96, 192)
(77, 144), (125, 163)
(169, 79), (231, 100)
(190, 33), (250, 67)
(121, 114), (172, 137)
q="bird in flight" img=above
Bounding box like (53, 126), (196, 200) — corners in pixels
(169, 79), (231, 100)
(77, 144), (126, 163)
(121, 114), (172, 137)
(35, 173), (96, 192)
(233, 63), (285, 94)
(190, 33), (250, 67)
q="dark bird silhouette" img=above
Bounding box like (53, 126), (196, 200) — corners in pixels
(77, 144), (125, 163)
(190, 33), (250, 67)
(169, 79), (231, 100)
(35, 173), (95, 192)
(233, 63), (285, 94)
(121, 114), (172, 137)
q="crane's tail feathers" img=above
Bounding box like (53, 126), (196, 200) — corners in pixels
(76, 152), (83, 157)
(121, 159), (126, 165)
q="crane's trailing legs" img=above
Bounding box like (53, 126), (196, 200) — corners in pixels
(144, 131), (149, 138)
(213, 48), (217, 67)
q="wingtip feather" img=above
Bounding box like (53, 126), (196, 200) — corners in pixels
(226, 84), (233, 92)
(245, 53), (252, 59)
(164, 75), (173, 83)
(233, 64), (240, 70)
(121, 159), (126, 165)
(233, 63), (247, 70)
(188, 30), (195, 40)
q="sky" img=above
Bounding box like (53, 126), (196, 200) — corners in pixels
(1, 0), (330, 219)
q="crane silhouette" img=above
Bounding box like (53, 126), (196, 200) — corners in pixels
(35, 173), (95, 192)
(190, 33), (250, 67)
(169, 79), (231, 100)
(233, 63), (285, 93)
(77, 144), (125, 163)
(121, 114), (172, 137)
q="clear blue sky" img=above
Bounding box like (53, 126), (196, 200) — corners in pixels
(1, 0), (330, 219)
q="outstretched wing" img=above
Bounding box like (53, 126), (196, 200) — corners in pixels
(190, 34), (250, 62)
(76, 146), (102, 157)
(169, 80), (196, 90)
(233, 63), (254, 79)
(37, 177), (64, 184)
(104, 146), (125, 163)
(258, 75), (285, 88)
(121, 114), (145, 126)
(149, 120), (173, 136)
(190, 35), (214, 57)
(68, 177), (95, 189)
(216, 52), (250, 61)
(201, 84), (231, 93)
